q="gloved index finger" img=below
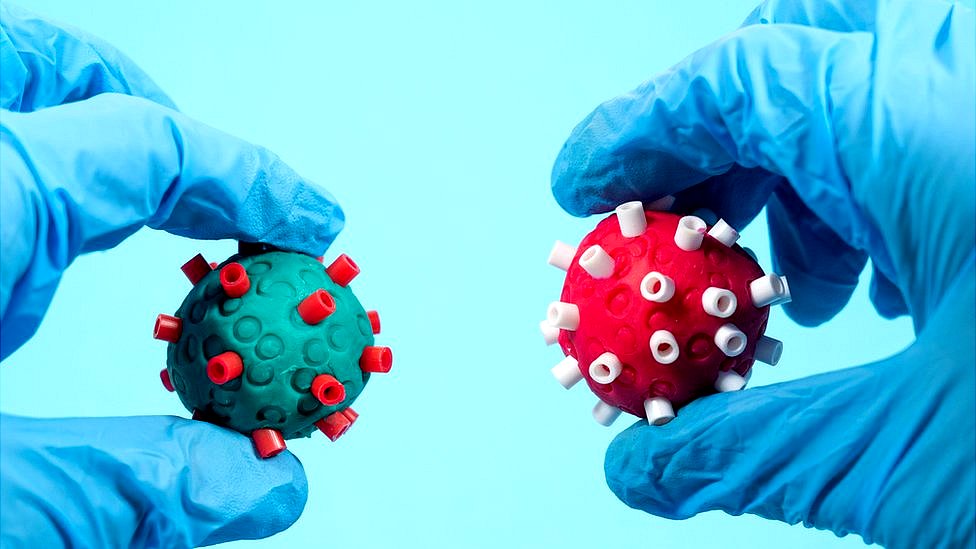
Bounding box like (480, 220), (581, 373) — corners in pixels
(551, 22), (875, 256)
(1, 92), (343, 357)
(2, 92), (343, 256)
(0, 3), (175, 112)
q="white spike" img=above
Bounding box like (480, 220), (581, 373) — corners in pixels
(539, 320), (559, 346)
(754, 335), (783, 365)
(639, 272), (675, 303)
(551, 356), (582, 389)
(643, 397), (675, 426)
(588, 352), (623, 384)
(674, 215), (706, 251)
(547, 301), (579, 330)
(548, 241), (577, 271)
(707, 219), (739, 247)
(578, 245), (615, 279)
(770, 276), (792, 305)
(647, 195), (676, 211)
(649, 330), (679, 364)
(702, 287), (737, 318)
(715, 371), (747, 392)
(714, 323), (747, 357)
(750, 273), (789, 307)
(615, 201), (648, 237)
(593, 401), (623, 426)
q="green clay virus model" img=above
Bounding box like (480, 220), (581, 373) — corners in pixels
(153, 243), (392, 458)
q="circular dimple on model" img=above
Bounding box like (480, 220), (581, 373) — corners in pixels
(246, 261), (271, 275)
(611, 251), (633, 278)
(583, 338), (604, 361)
(626, 238), (648, 257)
(246, 362), (275, 385)
(297, 395), (322, 415)
(357, 315), (372, 337)
(654, 246), (674, 265)
(576, 277), (596, 299)
(618, 365), (637, 385)
(255, 334), (284, 360)
(183, 334), (199, 362)
(233, 316), (262, 342)
(220, 297), (243, 316)
(171, 371), (187, 393)
(328, 325), (352, 352)
(204, 280), (224, 300)
(303, 339), (329, 365)
(650, 379), (676, 399)
(202, 335), (224, 360)
(709, 273), (730, 288)
(646, 311), (672, 331)
(213, 388), (236, 406)
(257, 405), (287, 424)
(605, 286), (632, 318)
(189, 300), (208, 323)
(614, 326), (638, 354)
(704, 245), (726, 265)
(291, 367), (317, 392)
(686, 333), (713, 360)
(257, 279), (297, 298)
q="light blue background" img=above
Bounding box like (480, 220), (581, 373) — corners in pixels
(1, 2), (917, 548)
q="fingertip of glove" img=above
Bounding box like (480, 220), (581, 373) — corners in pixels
(237, 152), (345, 257)
(603, 420), (648, 502)
(167, 420), (308, 545)
(603, 418), (687, 516)
(551, 146), (600, 217)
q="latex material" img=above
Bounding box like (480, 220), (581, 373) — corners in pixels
(551, 0), (975, 547)
(0, 5), (335, 546)
(0, 4), (345, 360)
(0, 414), (308, 547)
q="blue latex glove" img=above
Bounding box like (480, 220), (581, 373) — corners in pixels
(0, 5), (343, 547)
(551, 1), (974, 547)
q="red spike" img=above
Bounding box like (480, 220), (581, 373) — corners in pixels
(153, 314), (182, 343)
(220, 262), (251, 298)
(367, 310), (381, 334)
(360, 346), (393, 373)
(311, 374), (346, 405)
(341, 408), (359, 422)
(325, 254), (360, 287)
(181, 253), (212, 285)
(297, 290), (336, 325)
(207, 351), (244, 384)
(209, 262), (219, 269)
(315, 411), (352, 441)
(160, 369), (175, 392)
(252, 428), (287, 458)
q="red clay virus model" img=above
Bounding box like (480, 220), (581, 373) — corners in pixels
(542, 200), (789, 426)
(154, 242), (391, 458)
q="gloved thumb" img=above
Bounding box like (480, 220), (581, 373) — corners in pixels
(0, 414), (308, 548)
(605, 257), (975, 549)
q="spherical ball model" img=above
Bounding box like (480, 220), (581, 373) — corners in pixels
(542, 201), (789, 426)
(153, 243), (392, 458)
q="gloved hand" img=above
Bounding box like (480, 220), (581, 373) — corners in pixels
(0, 5), (343, 547)
(551, 0), (974, 547)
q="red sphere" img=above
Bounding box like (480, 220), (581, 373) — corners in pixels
(556, 210), (770, 419)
